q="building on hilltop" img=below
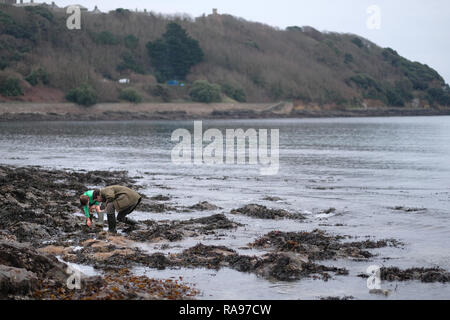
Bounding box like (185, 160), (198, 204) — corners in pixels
(65, 4), (87, 11)
(92, 5), (102, 14)
(0, 0), (17, 5)
(13, 0), (41, 7)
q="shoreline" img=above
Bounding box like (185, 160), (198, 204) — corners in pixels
(1, 102), (450, 121)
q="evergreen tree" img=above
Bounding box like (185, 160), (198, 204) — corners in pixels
(146, 23), (203, 82)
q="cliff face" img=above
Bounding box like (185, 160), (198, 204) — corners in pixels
(0, 4), (449, 107)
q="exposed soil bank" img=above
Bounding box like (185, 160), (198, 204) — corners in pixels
(1, 102), (449, 121)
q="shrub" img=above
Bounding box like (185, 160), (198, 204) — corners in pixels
(93, 31), (120, 45)
(114, 8), (131, 16)
(351, 37), (364, 48)
(66, 84), (97, 106)
(0, 77), (23, 96)
(221, 83), (246, 102)
(382, 48), (444, 90)
(394, 80), (413, 101)
(25, 6), (54, 22)
(119, 87), (143, 103)
(0, 11), (35, 41)
(286, 26), (302, 32)
(151, 84), (170, 102)
(189, 80), (221, 103)
(385, 88), (405, 106)
(344, 53), (354, 64)
(25, 68), (49, 86)
(124, 35), (139, 49)
(349, 74), (382, 92)
(426, 87), (450, 106)
(117, 52), (145, 74)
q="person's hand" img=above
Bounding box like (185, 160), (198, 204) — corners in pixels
(87, 218), (92, 227)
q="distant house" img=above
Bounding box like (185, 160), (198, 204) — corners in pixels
(64, 4), (88, 12)
(0, 0), (17, 5)
(118, 79), (130, 84)
(91, 5), (102, 14)
(12, 0), (41, 7)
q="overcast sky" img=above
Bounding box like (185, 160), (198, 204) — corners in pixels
(53, 0), (450, 83)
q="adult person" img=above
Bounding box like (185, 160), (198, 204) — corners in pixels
(95, 185), (142, 233)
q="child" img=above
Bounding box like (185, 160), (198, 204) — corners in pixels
(80, 189), (105, 228)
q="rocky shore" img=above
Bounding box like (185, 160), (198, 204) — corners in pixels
(0, 165), (448, 300)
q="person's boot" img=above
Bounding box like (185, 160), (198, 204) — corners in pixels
(107, 213), (117, 234)
(96, 211), (104, 227)
(117, 212), (137, 225)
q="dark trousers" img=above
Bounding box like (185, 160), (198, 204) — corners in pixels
(106, 197), (141, 232)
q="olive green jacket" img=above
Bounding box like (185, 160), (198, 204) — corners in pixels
(100, 185), (141, 212)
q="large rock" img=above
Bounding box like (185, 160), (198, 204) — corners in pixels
(10, 222), (51, 243)
(231, 204), (305, 220)
(0, 265), (38, 298)
(0, 240), (67, 282)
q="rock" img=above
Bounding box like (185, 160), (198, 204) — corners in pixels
(39, 246), (74, 256)
(173, 243), (347, 282)
(0, 230), (16, 242)
(231, 204), (305, 220)
(0, 265), (38, 298)
(320, 296), (354, 300)
(381, 267), (450, 283)
(150, 195), (171, 201)
(182, 214), (241, 232)
(390, 206), (426, 213)
(139, 202), (176, 213)
(320, 207), (336, 214)
(129, 214), (241, 243)
(189, 201), (220, 211)
(0, 240), (67, 282)
(10, 222), (51, 243)
(369, 289), (391, 296)
(92, 249), (135, 261)
(263, 196), (283, 202)
(250, 230), (402, 261)
(130, 223), (184, 243)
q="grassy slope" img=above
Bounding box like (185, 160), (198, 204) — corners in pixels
(0, 4), (448, 107)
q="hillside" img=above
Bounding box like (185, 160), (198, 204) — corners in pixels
(1, 4), (449, 108)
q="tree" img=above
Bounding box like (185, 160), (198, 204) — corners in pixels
(146, 22), (203, 82)
(189, 80), (221, 103)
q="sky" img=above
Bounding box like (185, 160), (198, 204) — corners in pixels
(52, 0), (450, 83)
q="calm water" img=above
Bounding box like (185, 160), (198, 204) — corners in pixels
(0, 117), (449, 299)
